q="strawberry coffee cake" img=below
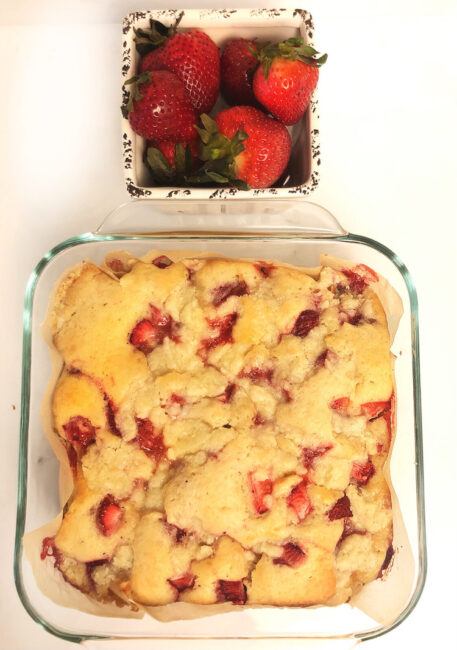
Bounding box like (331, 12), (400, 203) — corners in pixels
(41, 252), (395, 609)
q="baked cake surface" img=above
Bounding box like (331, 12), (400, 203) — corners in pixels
(41, 252), (395, 609)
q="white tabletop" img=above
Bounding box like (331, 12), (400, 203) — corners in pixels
(1, 1), (456, 648)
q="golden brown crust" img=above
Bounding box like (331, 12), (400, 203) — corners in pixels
(46, 253), (395, 609)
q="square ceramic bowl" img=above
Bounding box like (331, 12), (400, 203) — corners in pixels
(15, 201), (426, 644)
(121, 8), (322, 200)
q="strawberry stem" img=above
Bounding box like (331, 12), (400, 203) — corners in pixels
(133, 13), (184, 55)
(121, 71), (151, 117)
(257, 36), (327, 79)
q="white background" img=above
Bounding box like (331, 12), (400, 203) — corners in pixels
(1, 1), (456, 648)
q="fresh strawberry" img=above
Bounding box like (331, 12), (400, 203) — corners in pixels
(212, 279), (248, 306)
(168, 572), (195, 592)
(145, 139), (199, 185)
(327, 495), (353, 521)
(273, 542), (307, 567)
(351, 460), (375, 486)
(96, 495), (123, 537)
(122, 70), (197, 142)
(290, 309), (320, 338)
(287, 480), (313, 522)
(220, 39), (259, 106)
(216, 579), (247, 605)
(157, 139), (199, 169)
(192, 109), (291, 189)
(252, 37), (327, 125)
(135, 17), (220, 113)
(248, 472), (273, 514)
(62, 415), (97, 451)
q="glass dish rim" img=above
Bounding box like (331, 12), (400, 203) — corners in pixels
(14, 230), (427, 644)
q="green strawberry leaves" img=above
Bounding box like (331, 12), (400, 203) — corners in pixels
(133, 13), (184, 56)
(143, 114), (250, 190)
(121, 71), (151, 117)
(257, 36), (328, 79)
(145, 142), (195, 185)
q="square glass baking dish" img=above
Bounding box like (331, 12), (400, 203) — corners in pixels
(14, 200), (426, 645)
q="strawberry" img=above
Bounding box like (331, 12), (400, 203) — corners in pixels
(145, 139), (199, 186)
(135, 17), (220, 113)
(212, 279), (248, 306)
(327, 495), (353, 521)
(273, 542), (307, 568)
(290, 309), (320, 338)
(216, 580), (247, 605)
(287, 480), (313, 522)
(62, 415), (97, 451)
(192, 109), (291, 189)
(220, 39), (259, 106)
(152, 255), (173, 269)
(168, 572), (195, 592)
(351, 460), (375, 485)
(302, 444), (332, 470)
(252, 37), (327, 125)
(122, 70), (197, 142)
(330, 397), (350, 414)
(135, 417), (167, 462)
(129, 305), (180, 354)
(248, 472), (273, 514)
(360, 400), (391, 420)
(96, 495), (123, 537)
(199, 312), (238, 356)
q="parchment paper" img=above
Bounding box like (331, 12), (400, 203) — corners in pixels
(24, 250), (413, 627)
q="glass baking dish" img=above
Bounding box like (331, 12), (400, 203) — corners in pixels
(14, 200), (426, 645)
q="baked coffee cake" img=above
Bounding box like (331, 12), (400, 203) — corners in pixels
(41, 252), (395, 608)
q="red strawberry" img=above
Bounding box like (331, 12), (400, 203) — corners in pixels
(302, 444), (332, 470)
(152, 255), (173, 269)
(220, 39), (259, 106)
(129, 305), (180, 354)
(123, 70), (197, 142)
(291, 309), (320, 338)
(361, 400), (391, 420)
(135, 18), (220, 114)
(193, 109), (291, 189)
(212, 279), (248, 306)
(253, 37), (327, 125)
(62, 415), (97, 451)
(135, 417), (167, 462)
(287, 480), (313, 522)
(328, 495), (353, 521)
(239, 366), (273, 384)
(156, 139), (199, 169)
(330, 397), (350, 414)
(168, 572), (195, 592)
(216, 579), (247, 605)
(199, 312), (238, 357)
(96, 495), (123, 537)
(248, 472), (273, 514)
(273, 542), (307, 567)
(351, 460), (375, 486)
(145, 138), (199, 185)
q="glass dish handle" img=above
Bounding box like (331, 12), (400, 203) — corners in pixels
(95, 199), (347, 237)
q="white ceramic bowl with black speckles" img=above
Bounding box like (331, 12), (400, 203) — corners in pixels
(121, 8), (322, 200)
